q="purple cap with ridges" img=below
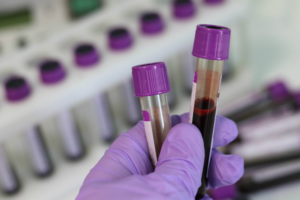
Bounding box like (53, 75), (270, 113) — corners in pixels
(204, 0), (225, 4)
(74, 43), (100, 67)
(173, 0), (195, 19)
(40, 60), (66, 84)
(210, 184), (237, 199)
(267, 81), (289, 102)
(4, 76), (31, 102)
(132, 62), (170, 97)
(140, 12), (164, 34)
(108, 27), (133, 50)
(192, 24), (231, 60)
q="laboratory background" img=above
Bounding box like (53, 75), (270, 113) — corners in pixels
(0, 0), (300, 200)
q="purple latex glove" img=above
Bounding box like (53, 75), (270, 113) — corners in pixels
(76, 113), (243, 200)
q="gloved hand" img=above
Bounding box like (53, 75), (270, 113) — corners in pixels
(76, 113), (243, 200)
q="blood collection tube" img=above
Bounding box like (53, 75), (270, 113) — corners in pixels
(172, 0), (197, 94)
(132, 62), (172, 166)
(220, 81), (292, 123)
(74, 43), (115, 142)
(139, 12), (176, 109)
(237, 91), (300, 142)
(0, 145), (20, 194)
(231, 130), (300, 168)
(4, 76), (53, 176)
(238, 158), (300, 193)
(108, 27), (142, 125)
(188, 24), (231, 199)
(39, 60), (85, 160)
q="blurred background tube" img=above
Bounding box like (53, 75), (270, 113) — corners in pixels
(0, 145), (20, 194)
(4, 76), (53, 177)
(39, 59), (85, 160)
(73, 42), (116, 143)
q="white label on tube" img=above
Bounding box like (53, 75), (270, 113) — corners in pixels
(142, 110), (157, 165)
(25, 127), (49, 174)
(0, 146), (16, 192)
(94, 94), (115, 140)
(232, 131), (300, 160)
(252, 159), (300, 183)
(58, 110), (82, 158)
(189, 72), (197, 124)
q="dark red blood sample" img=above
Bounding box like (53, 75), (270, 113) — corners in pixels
(193, 97), (217, 198)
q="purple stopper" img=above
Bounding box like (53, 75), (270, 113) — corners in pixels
(74, 43), (100, 67)
(108, 27), (133, 50)
(140, 12), (164, 35)
(172, 0), (195, 19)
(192, 24), (231, 60)
(204, 0), (225, 4)
(132, 62), (170, 97)
(40, 60), (66, 84)
(4, 76), (31, 102)
(267, 81), (289, 102)
(210, 185), (237, 199)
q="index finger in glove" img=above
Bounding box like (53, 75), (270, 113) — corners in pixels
(155, 123), (205, 199)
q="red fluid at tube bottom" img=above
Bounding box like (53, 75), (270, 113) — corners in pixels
(193, 97), (216, 199)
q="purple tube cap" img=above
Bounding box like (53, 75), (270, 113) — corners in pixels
(204, 0), (225, 4)
(40, 60), (66, 84)
(74, 43), (100, 67)
(4, 76), (31, 102)
(108, 27), (133, 50)
(140, 12), (164, 35)
(173, 0), (195, 19)
(267, 81), (289, 102)
(192, 24), (231, 60)
(132, 62), (170, 97)
(210, 185), (237, 199)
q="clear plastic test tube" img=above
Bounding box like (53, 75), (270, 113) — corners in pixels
(172, 0), (196, 94)
(220, 81), (292, 123)
(73, 43), (116, 142)
(238, 158), (300, 193)
(39, 59), (85, 160)
(4, 76), (53, 177)
(139, 12), (177, 109)
(231, 130), (300, 167)
(108, 27), (142, 125)
(189, 25), (231, 199)
(0, 144), (20, 194)
(238, 109), (300, 142)
(132, 62), (172, 166)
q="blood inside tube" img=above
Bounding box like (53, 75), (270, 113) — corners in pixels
(192, 98), (216, 181)
(192, 67), (222, 197)
(152, 105), (170, 158)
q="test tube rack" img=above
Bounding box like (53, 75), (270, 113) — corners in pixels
(0, 0), (250, 200)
